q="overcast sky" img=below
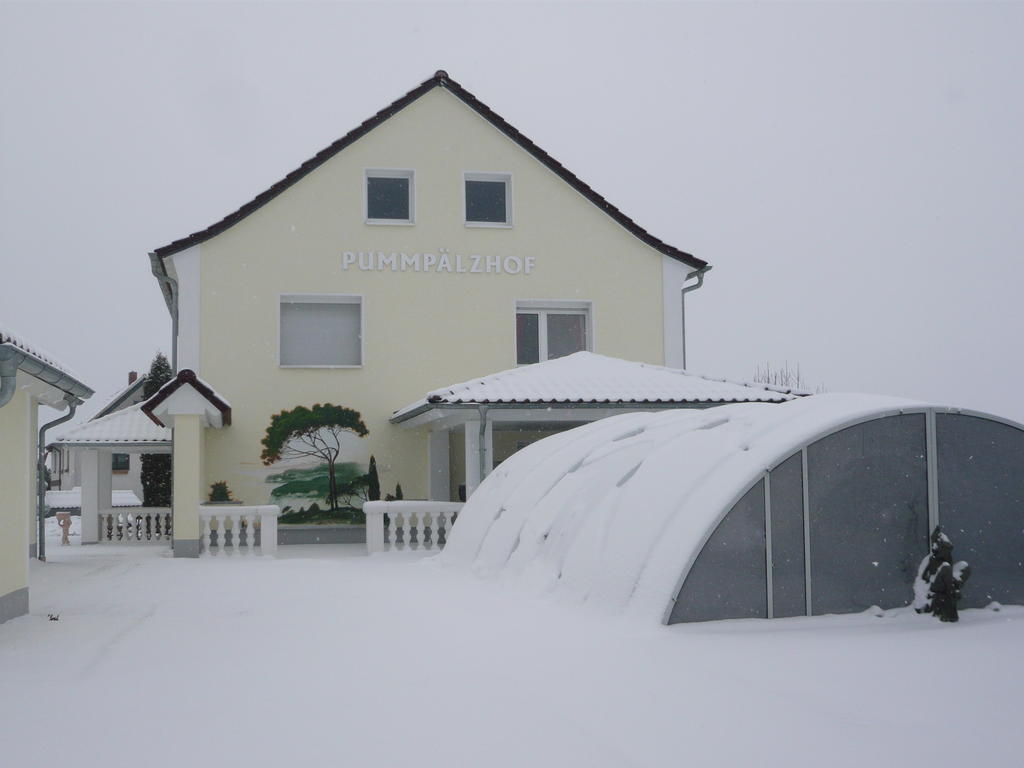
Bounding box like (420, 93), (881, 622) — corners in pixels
(2, 0), (1023, 427)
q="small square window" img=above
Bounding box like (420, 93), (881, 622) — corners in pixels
(112, 453), (130, 472)
(280, 295), (362, 367)
(366, 170), (413, 223)
(465, 173), (511, 225)
(516, 303), (590, 364)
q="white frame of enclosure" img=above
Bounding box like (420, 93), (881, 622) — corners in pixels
(661, 406), (1024, 624)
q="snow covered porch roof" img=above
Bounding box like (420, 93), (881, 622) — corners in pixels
(392, 352), (807, 428)
(55, 403), (171, 451)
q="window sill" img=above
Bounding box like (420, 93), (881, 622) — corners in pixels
(465, 221), (513, 229)
(365, 218), (415, 226)
(279, 365), (363, 370)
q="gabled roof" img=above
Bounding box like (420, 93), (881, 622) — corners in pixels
(392, 352), (807, 422)
(141, 369), (232, 428)
(151, 71), (706, 272)
(93, 375), (148, 420)
(56, 403), (170, 447)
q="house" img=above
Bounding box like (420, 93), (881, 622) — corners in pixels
(146, 71), (805, 557)
(0, 325), (92, 623)
(49, 371), (149, 500)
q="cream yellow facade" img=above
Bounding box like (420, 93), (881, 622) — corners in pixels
(0, 386), (34, 617)
(155, 76), (706, 532)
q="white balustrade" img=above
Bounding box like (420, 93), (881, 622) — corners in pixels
(97, 508), (172, 543)
(364, 501), (462, 554)
(198, 505), (280, 557)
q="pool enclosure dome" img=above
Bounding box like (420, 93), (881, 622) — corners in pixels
(439, 394), (1024, 623)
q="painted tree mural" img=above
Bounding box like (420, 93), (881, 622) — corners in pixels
(261, 404), (369, 511)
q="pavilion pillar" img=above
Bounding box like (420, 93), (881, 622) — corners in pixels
(171, 414), (203, 557)
(428, 429), (451, 501)
(463, 419), (493, 498)
(79, 449), (111, 544)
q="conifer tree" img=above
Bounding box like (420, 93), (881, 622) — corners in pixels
(141, 352), (173, 507)
(367, 455), (381, 502)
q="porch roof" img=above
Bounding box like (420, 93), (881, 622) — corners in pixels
(55, 403), (171, 448)
(392, 352), (807, 424)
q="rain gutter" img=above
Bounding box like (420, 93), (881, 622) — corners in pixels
(391, 399), (724, 425)
(0, 343), (93, 408)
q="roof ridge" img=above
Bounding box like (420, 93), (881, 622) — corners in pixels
(151, 71), (706, 271)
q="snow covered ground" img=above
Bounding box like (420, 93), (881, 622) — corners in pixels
(2, 527), (1022, 767)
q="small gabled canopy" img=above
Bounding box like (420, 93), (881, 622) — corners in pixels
(142, 369), (231, 429)
(392, 352), (805, 423)
(56, 403), (171, 448)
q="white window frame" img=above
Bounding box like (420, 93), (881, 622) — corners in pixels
(464, 171), (513, 228)
(365, 168), (415, 225)
(278, 293), (364, 369)
(515, 299), (593, 364)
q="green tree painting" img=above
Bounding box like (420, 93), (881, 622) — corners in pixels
(260, 404), (369, 511)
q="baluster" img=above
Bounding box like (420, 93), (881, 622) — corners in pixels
(437, 511), (448, 548)
(165, 511), (173, 539)
(421, 511), (434, 550)
(385, 511), (395, 551)
(228, 514), (241, 554)
(201, 515), (212, 555)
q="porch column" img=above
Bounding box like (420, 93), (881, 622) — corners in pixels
(79, 449), (111, 544)
(171, 414), (203, 557)
(428, 429), (451, 501)
(463, 418), (493, 498)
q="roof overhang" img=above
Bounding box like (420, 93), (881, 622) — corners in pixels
(0, 340), (94, 408)
(392, 400), (722, 430)
(142, 369), (231, 429)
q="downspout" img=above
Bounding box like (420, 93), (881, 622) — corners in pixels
(680, 266), (711, 370)
(477, 405), (489, 489)
(37, 395), (79, 561)
(149, 253), (179, 373)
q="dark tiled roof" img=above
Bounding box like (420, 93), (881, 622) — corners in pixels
(141, 369), (232, 428)
(151, 71), (706, 271)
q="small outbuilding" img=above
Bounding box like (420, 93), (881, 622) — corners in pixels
(439, 394), (1024, 623)
(1, 325), (92, 623)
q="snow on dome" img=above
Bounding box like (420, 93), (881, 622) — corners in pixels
(394, 351), (803, 419)
(440, 393), (924, 623)
(57, 403), (170, 445)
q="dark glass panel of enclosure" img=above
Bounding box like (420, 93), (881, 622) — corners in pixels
(807, 415), (929, 615)
(516, 313), (539, 364)
(367, 177), (410, 220)
(936, 414), (1024, 608)
(670, 480), (767, 623)
(465, 180), (507, 223)
(770, 452), (806, 617)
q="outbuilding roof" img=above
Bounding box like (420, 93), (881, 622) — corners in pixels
(393, 352), (805, 421)
(0, 323), (94, 404)
(93, 375), (148, 420)
(56, 403), (171, 447)
(46, 488), (142, 510)
(150, 71), (706, 311)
